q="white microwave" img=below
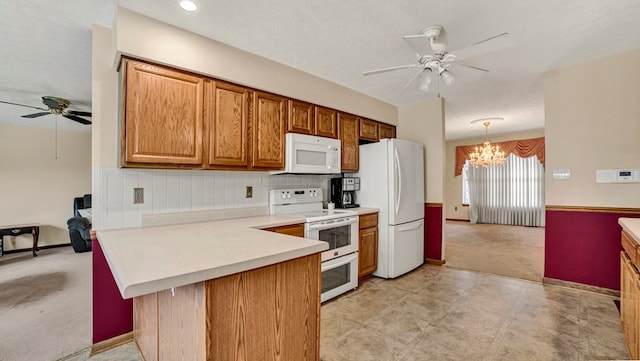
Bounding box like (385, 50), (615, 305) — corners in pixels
(271, 133), (341, 174)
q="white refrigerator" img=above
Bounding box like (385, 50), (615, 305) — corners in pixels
(354, 138), (425, 278)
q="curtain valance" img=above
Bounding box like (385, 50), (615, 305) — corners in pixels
(455, 137), (545, 176)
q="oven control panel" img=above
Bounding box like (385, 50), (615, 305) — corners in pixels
(270, 188), (323, 205)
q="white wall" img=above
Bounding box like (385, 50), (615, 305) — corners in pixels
(0, 123), (91, 249)
(444, 129), (545, 220)
(397, 98), (445, 203)
(545, 48), (640, 207)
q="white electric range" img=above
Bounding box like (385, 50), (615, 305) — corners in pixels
(269, 188), (359, 302)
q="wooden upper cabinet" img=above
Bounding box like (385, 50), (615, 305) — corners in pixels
(205, 80), (250, 168)
(359, 118), (379, 142)
(379, 123), (396, 139)
(121, 59), (204, 166)
(338, 112), (359, 172)
(253, 91), (286, 169)
(287, 100), (314, 135)
(315, 106), (338, 138)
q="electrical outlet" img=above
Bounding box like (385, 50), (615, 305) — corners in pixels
(246, 186), (253, 198)
(134, 188), (144, 204)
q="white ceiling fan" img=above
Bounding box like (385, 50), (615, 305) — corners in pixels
(363, 25), (513, 92)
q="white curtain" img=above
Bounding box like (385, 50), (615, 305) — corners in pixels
(468, 153), (545, 227)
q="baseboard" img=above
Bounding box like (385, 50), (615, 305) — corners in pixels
(542, 277), (620, 297)
(445, 218), (470, 222)
(90, 332), (134, 356)
(426, 258), (446, 266)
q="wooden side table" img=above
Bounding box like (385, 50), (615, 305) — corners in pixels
(0, 224), (40, 257)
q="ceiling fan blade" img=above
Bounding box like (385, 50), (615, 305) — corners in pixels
(22, 112), (51, 118)
(450, 32), (513, 61)
(0, 100), (48, 111)
(454, 63), (490, 73)
(67, 110), (92, 117)
(402, 35), (431, 57)
(63, 114), (92, 125)
(363, 64), (421, 76)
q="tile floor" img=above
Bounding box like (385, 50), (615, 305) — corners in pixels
(61, 265), (629, 361)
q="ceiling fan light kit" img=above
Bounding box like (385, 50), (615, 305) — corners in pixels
(362, 24), (512, 93)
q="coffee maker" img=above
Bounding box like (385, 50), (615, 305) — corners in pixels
(330, 177), (360, 208)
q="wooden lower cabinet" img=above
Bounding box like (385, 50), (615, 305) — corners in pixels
(134, 253), (321, 361)
(621, 230), (640, 359)
(358, 213), (378, 278)
(264, 223), (304, 237)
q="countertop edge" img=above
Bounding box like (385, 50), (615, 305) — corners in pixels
(619, 217), (640, 244)
(121, 242), (326, 299)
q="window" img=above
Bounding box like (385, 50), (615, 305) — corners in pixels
(464, 154), (545, 227)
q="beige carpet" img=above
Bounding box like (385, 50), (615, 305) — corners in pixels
(444, 221), (544, 282)
(0, 246), (92, 361)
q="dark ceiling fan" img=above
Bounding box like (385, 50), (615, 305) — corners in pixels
(0, 96), (92, 125)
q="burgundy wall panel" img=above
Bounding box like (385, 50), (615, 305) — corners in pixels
(92, 239), (133, 343)
(545, 209), (640, 290)
(425, 204), (443, 260)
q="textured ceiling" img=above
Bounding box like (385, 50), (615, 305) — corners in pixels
(1, 0), (639, 138)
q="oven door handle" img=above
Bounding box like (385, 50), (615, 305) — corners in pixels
(307, 217), (357, 231)
(321, 253), (358, 272)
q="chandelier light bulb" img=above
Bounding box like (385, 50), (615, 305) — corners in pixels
(469, 121), (505, 168)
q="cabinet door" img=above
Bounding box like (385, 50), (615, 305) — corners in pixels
(359, 118), (379, 142)
(621, 251), (638, 359)
(338, 112), (359, 172)
(287, 100), (314, 135)
(206, 81), (249, 168)
(253, 91), (286, 169)
(315, 106), (337, 138)
(122, 59), (204, 166)
(265, 224), (304, 237)
(379, 123), (396, 139)
(359, 226), (378, 277)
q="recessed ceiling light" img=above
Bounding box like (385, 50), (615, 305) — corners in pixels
(179, 0), (198, 11)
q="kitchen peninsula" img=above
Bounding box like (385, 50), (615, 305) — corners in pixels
(98, 215), (328, 361)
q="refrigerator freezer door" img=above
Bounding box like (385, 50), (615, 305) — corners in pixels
(388, 219), (424, 278)
(388, 139), (425, 226)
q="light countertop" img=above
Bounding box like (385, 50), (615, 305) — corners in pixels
(620, 218), (640, 244)
(97, 215), (327, 299)
(341, 207), (379, 215)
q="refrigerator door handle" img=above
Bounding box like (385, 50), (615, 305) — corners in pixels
(394, 148), (402, 216)
(398, 220), (423, 232)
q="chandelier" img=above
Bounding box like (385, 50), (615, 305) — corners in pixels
(469, 121), (505, 167)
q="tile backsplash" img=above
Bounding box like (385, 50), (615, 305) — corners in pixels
(93, 167), (335, 230)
